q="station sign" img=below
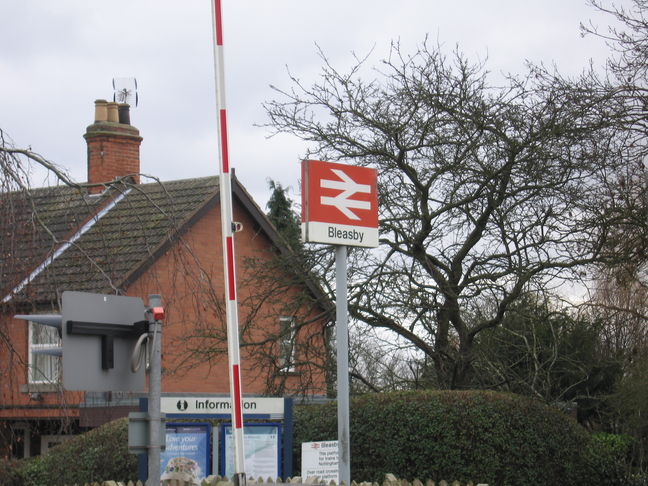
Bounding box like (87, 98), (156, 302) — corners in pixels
(301, 160), (378, 247)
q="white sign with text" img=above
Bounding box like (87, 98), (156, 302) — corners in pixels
(301, 440), (339, 483)
(161, 396), (284, 417)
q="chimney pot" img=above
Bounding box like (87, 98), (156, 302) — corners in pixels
(94, 99), (108, 122)
(118, 103), (131, 125)
(106, 102), (119, 123)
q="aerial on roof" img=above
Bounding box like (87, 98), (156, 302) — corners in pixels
(1, 176), (220, 304)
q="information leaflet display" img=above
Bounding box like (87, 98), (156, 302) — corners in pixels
(301, 440), (339, 483)
(222, 424), (281, 479)
(160, 423), (210, 485)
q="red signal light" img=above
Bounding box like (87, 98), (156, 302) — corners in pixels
(151, 306), (164, 321)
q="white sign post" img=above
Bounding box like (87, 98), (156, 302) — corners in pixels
(302, 160), (379, 485)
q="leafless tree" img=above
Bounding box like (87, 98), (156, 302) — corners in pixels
(581, 0), (648, 280)
(264, 40), (642, 388)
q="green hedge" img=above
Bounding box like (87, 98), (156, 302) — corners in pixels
(18, 418), (137, 486)
(6, 392), (631, 485)
(0, 458), (23, 486)
(585, 432), (634, 484)
(294, 390), (610, 485)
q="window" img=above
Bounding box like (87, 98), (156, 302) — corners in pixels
(279, 316), (296, 372)
(28, 321), (61, 384)
(40, 435), (72, 456)
(11, 424), (30, 459)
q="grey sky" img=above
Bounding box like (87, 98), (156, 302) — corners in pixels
(0, 1), (624, 207)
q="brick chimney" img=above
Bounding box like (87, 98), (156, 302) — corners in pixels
(84, 99), (142, 194)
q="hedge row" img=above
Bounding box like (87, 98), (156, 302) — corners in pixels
(293, 390), (627, 485)
(3, 391), (635, 486)
(14, 418), (137, 486)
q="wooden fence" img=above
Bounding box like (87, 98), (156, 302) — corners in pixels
(72, 474), (488, 486)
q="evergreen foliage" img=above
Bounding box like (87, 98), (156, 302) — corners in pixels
(294, 390), (626, 485)
(1, 396), (635, 485)
(17, 418), (136, 486)
(475, 295), (622, 406)
(266, 179), (302, 251)
(0, 458), (23, 486)
(586, 432), (634, 485)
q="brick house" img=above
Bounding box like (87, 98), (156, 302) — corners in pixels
(0, 100), (332, 458)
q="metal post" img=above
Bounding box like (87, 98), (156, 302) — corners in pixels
(147, 294), (162, 486)
(210, 1), (246, 484)
(335, 245), (351, 485)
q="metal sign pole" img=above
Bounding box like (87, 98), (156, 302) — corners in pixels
(147, 294), (163, 486)
(335, 245), (351, 485)
(301, 160), (378, 486)
(210, 1), (246, 484)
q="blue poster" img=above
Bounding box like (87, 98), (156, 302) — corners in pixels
(161, 423), (210, 485)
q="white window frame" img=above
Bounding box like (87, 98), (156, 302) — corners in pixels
(279, 316), (296, 373)
(28, 320), (61, 384)
(40, 434), (73, 456)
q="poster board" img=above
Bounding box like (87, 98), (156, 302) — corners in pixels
(221, 423), (282, 479)
(301, 440), (339, 483)
(161, 423), (211, 485)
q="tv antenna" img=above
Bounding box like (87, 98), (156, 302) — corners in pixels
(112, 77), (138, 107)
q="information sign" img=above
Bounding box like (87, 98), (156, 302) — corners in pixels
(301, 440), (339, 483)
(161, 396), (284, 418)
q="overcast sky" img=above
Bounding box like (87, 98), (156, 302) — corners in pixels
(0, 1), (627, 208)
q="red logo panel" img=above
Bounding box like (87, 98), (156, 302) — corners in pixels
(302, 160), (378, 228)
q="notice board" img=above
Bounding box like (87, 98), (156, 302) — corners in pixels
(221, 423), (281, 479)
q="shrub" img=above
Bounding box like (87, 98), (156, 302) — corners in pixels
(0, 457), (24, 486)
(584, 432), (633, 486)
(294, 390), (602, 485)
(19, 418), (136, 486)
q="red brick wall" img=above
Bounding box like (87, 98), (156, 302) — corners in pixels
(128, 200), (329, 396)
(84, 123), (142, 192)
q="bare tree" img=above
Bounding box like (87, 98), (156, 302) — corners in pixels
(581, 0), (648, 283)
(584, 0), (648, 88)
(473, 292), (621, 407)
(347, 326), (433, 393)
(264, 40), (641, 388)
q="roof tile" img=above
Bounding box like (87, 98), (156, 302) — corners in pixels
(1, 176), (218, 303)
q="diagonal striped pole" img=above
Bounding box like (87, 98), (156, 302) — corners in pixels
(211, 1), (246, 484)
